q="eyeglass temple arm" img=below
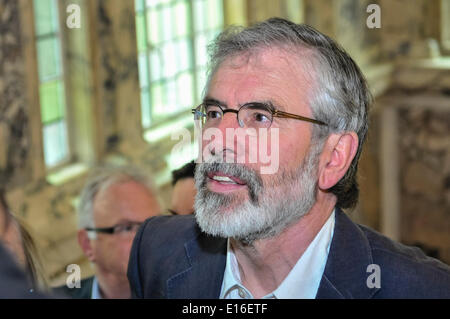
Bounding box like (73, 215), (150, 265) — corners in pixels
(273, 110), (328, 126)
(85, 226), (114, 234)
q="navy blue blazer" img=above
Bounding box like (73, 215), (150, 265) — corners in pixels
(127, 208), (450, 298)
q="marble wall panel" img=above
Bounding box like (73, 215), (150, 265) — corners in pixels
(379, 0), (441, 59)
(0, 0), (31, 187)
(397, 100), (450, 264)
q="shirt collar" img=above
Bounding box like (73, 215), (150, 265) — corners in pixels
(220, 209), (335, 299)
(91, 276), (102, 299)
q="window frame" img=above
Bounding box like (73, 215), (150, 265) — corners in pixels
(442, 0), (450, 52)
(33, 0), (74, 172)
(135, 0), (225, 131)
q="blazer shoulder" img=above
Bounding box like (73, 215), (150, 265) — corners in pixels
(358, 224), (450, 298)
(140, 215), (200, 246)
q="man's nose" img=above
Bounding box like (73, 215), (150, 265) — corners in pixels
(217, 111), (250, 163)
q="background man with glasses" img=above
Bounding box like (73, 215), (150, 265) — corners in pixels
(128, 18), (450, 299)
(56, 165), (161, 299)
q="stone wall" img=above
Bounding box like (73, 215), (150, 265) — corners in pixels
(385, 63), (450, 263)
(0, 0), (32, 188)
(398, 99), (450, 263)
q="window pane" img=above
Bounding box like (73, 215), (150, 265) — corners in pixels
(33, 0), (59, 36)
(141, 89), (151, 128)
(207, 0), (223, 29)
(193, 0), (207, 32)
(196, 66), (207, 101)
(149, 50), (162, 81)
(136, 12), (147, 52)
(36, 37), (62, 81)
(176, 38), (192, 72)
(147, 9), (160, 45)
(161, 6), (174, 42)
(174, 1), (189, 38)
(195, 34), (208, 67)
(138, 53), (149, 88)
(166, 79), (177, 113)
(151, 83), (165, 117)
(147, 0), (170, 8)
(162, 42), (177, 78)
(39, 80), (65, 124)
(135, 0), (145, 12)
(177, 72), (194, 109)
(43, 120), (68, 167)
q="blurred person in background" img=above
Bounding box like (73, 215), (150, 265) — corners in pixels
(56, 165), (161, 299)
(169, 160), (196, 215)
(0, 188), (50, 298)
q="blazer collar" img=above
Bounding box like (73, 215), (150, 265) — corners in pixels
(316, 207), (380, 299)
(166, 227), (227, 299)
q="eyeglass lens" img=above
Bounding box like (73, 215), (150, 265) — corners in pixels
(197, 104), (273, 129)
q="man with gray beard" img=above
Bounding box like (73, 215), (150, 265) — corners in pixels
(194, 142), (320, 246)
(128, 18), (450, 299)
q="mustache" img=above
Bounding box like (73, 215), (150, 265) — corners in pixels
(195, 161), (264, 204)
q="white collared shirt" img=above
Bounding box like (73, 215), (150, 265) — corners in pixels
(91, 276), (102, 299)
(219, 209), (335, 299)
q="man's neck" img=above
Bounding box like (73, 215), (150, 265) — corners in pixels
(231, 195), (336, 299)
(94, 271), (130, 299)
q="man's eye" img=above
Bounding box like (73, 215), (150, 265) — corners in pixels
(253, 112), (270, 122)
(207, 110), (222, 119)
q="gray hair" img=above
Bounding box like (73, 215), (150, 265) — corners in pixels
(77, 165), (159, 231)
(205, 18), (372, 209)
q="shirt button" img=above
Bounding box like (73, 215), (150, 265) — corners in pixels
(238, 288), (246, 298)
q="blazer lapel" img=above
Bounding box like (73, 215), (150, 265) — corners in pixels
(167, 232), (227, 299)
(316, 208), (380, 299)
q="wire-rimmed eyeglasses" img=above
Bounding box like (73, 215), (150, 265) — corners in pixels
(192, 100), (328, 129)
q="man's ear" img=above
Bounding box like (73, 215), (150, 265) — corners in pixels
(318, 132), (359, 191)
(77, 229), (95, 263)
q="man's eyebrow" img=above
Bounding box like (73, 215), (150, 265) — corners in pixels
(203, 97), (286, 112)
(203, 97), (227, 108)
(241, 100), (285, 112)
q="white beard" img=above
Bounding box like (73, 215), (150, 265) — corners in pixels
(194, 144), (321, 245)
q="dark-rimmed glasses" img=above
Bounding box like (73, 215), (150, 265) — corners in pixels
(85, 222), (142, 235)
(192, 101), (328, 129)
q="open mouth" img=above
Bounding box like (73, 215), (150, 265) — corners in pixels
(206, 171), (247, 192)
